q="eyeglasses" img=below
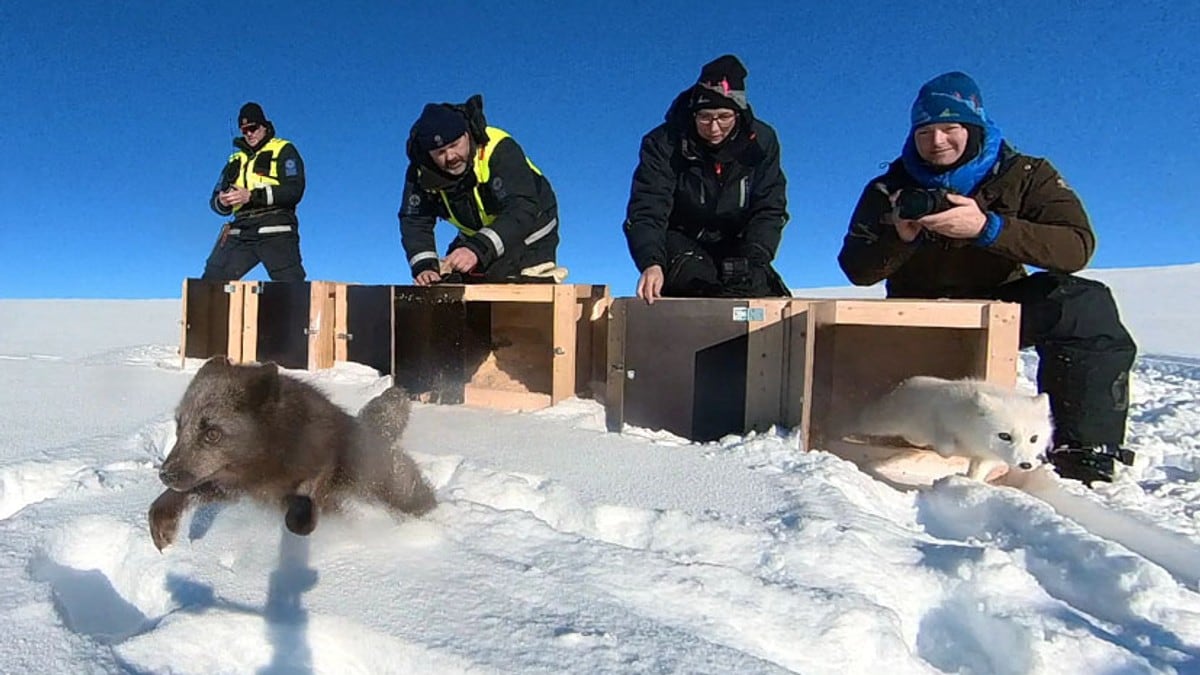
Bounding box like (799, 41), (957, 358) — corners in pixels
(694, 112), (737, 127)
(240, 123), (262, 135)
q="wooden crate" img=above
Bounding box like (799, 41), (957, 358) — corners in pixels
(604, 297), (806, 442)
(799, 298), (1020, 453)
(391, 284), (610, 411)
(178, 278), (337, 370)
(604, 297), (1020, 449)
(179, 278), (254, 366)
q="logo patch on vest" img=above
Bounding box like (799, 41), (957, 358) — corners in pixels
(284, 159), (298, 177)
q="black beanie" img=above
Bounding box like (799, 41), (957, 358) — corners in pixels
(238, 102), (268, 126)
(412, 103), (469, 153)
(690, 54), (749, 111)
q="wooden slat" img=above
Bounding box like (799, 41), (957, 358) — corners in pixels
(802, 301), (838, 451)
(781, 299), (812, 430)
(550, 284), (577, 405)
(334, 283), (350, 363)
(461, 284), (555, 303)
(604, 299), (627, 432)
(178, 278), (190, 369)
(238, 279), (258, 362)
(587, 289), (612, 399)
(228, 282), (248, 363)
(824, 439), (969, 490)
(574, 284), (608, 300)
(463, 385), (552, 411)
(825, 299), (989, 328)
(308, 281), (336, 370)
(743, 299), (788, 432)
(980, 302), (1021, 387)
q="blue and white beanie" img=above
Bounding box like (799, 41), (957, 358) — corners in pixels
(910, 71), (988, 132)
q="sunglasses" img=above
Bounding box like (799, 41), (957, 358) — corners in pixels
(240, 123), (262, 135)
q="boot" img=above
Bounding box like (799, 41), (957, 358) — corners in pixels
(1049, 444), (1135, 486)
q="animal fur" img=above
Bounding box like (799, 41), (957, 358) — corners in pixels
(149, 357), (435, 550)
(851, 375), (1054, 481)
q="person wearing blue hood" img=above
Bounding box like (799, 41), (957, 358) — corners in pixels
(837, 72), (1137, 485)
(622, 54), (790, 303)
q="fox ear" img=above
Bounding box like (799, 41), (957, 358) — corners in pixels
(973, 390), (997, 411)
(243, 361), (280, 408)
(197, 355), (232, 376)
(1034, 392), (1051, 413)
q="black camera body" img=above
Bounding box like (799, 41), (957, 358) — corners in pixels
(896, 188), (953, 220)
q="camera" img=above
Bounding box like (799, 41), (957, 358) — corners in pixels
(895, 188), (953, 220)
(720, 257), (750, 283)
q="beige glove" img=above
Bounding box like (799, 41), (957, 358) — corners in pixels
(520, 262), (569, 283)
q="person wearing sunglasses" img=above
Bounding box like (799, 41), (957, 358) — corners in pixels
(398, 94), (562, 286)
(203, 102), (306, 281)
(622, 54), (790, 303)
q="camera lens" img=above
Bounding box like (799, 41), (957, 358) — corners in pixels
(896, 189), (937, 220)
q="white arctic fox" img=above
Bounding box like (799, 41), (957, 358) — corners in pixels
(852, 376), (1054, 481)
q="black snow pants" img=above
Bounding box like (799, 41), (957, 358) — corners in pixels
(202, 230), (306, 282)
(988, 272), (1136, 449)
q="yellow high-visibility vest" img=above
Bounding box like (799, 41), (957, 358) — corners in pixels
(228, 137), (292, 213)
(427, 127), (542, 235)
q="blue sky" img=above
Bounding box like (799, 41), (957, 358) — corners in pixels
(1, 1), (1196, 298)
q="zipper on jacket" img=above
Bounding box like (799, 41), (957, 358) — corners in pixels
(738, 177), (748, 208)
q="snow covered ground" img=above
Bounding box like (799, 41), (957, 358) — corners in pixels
(0, 264), (1197, 674)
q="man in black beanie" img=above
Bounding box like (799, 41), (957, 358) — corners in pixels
(203, 101), (307, 281)
(398, 95), (561, 285)
(837, 72), (1137, 485)
(622, 54), (790, 302)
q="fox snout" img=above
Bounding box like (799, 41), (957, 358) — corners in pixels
(159, 465), (195, 491)
(158, 449), (200, 491)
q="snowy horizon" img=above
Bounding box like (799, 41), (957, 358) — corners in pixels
(0, 263), (1198, 673)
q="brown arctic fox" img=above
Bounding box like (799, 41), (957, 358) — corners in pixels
(149, 357), (436, 550)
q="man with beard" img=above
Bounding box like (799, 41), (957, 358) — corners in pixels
(398, 95), (561, 285)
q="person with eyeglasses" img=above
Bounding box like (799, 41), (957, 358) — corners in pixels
(398, 94), (562, 285)
(837, 72), (1137, 485)
(202, 102), (307, 281)
(622, 54), (789, 303)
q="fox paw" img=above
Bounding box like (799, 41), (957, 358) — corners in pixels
(148, 498), (182, 551)
(285, 495), (317, 536)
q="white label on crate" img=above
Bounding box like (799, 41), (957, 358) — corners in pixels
(732, 307), (766, 322)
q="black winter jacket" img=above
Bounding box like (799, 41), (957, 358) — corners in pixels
(209, 125), (305, 232)
(622, 94), (788, 272)
(398, 96), (559, 277)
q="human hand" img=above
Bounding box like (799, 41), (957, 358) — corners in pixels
(414, 270), (441, 286)
(917, 193), (987, 239)
(886, 191), (923, 243)
(218, 185), (252, 207)
(443, 247), (479, 273)
(636, 265), (664, 304)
